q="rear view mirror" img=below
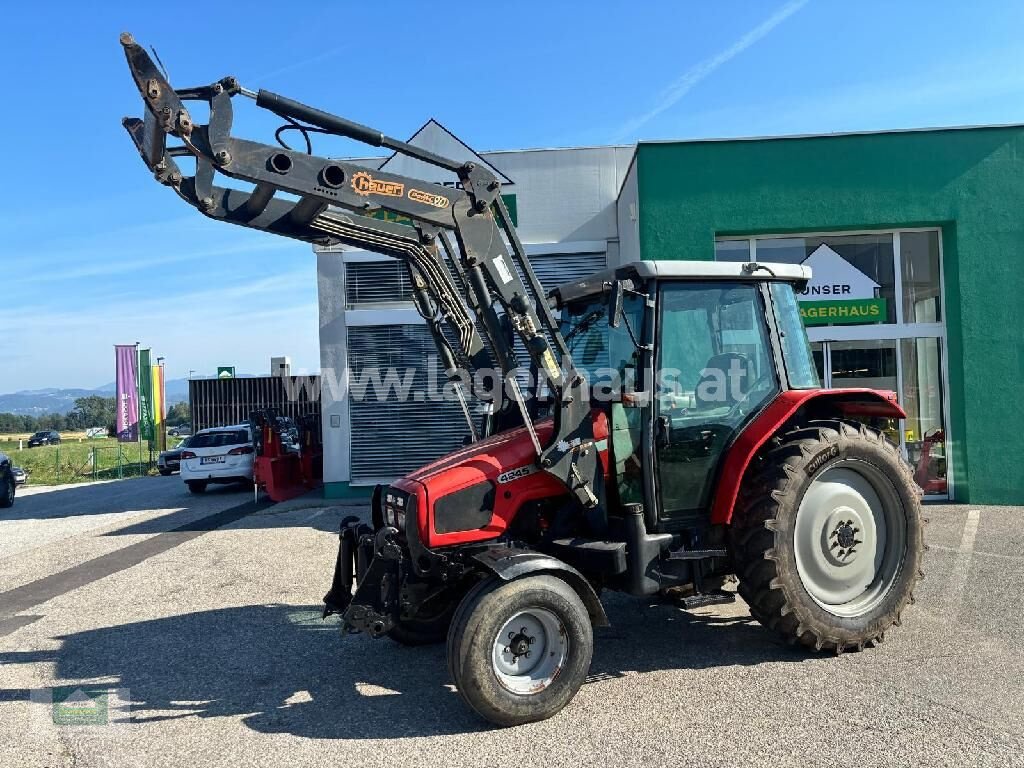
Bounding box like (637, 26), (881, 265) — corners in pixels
(608, 280), (624, 328)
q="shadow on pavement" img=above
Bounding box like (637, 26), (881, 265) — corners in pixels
(0, 595), (812, 739)
(2, 476), (252, 523)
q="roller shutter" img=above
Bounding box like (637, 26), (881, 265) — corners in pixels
(345, 261), (413, 305)
(347, 324), (468, 482)
(345, 249), (606, 483)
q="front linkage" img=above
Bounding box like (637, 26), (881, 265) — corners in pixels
(323, 490), (476, 638)
(322, 516), (400, 635)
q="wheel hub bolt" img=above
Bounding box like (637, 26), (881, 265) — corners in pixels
(829, 520), (863, 560)
(506, 628), (535, 660)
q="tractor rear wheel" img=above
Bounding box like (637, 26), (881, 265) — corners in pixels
(447, 574), (593, 726)
(730, 420), (924, 652)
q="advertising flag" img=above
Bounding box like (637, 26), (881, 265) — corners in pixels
(152, 363), (166, 451)
(139, 349), (154, 443)
(115, 345), (139, 442)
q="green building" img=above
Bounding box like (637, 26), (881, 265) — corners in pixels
(617, 124), (1024, 504)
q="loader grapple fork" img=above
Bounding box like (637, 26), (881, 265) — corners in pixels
(119, 33), (604, 517)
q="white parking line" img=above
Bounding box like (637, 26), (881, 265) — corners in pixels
(929, 544), (1022, 562)
(304, 507), (329, 523)
(945, 509), (981, 618)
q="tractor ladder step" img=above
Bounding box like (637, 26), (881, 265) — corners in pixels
(665, 548), (728, 561)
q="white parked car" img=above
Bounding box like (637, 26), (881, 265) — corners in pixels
(179, 424), (255, 494)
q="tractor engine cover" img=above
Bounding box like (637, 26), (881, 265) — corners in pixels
(392, 411), (609, 549)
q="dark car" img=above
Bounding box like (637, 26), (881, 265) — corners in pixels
(168, 425), (192, 438)
(0, 451), (15, 507)
(157, 436), (193, 476)
(27, 430), (61, 447)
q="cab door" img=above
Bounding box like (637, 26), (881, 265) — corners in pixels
(653, 282), (780, 528)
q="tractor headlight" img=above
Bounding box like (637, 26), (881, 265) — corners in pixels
(383, 490), (407, 532)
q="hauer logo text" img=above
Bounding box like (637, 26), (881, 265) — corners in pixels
(351, 171), (404, 197)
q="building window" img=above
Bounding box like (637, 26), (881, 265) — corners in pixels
(714, 239), (750, 262)
(900, 230), (942, 322)
(734, 233), (896, 326)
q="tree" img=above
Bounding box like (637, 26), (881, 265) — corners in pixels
(72, 396), (116, 429)
(0, 413), (24, 433)
(166, 401), (191, 427)
(36, 412), (67, 431)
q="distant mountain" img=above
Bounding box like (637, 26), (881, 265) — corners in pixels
(0, 378), (192, 416)
(95, 378), (191, 403)
(0, 389), (103, 416)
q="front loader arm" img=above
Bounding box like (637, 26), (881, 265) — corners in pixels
(119, 34), (603, 513)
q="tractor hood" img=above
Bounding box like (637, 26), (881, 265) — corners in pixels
(393, 411), (609, 549)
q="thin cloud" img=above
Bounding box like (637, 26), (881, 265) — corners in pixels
(616, 0), (810, 140)
(672, 50), (1024, 140)
(249, 46), (350, 84)
(8, 238), (303, 285)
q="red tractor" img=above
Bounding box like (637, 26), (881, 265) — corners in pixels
(121, 36), (924, 727)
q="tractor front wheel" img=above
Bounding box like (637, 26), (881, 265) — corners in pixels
(387, 592), (458, 646)
(447, 575), (593, 726)
(731, 420), (924, 652)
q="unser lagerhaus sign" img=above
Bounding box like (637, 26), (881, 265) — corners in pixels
(798, 243), (886, 326)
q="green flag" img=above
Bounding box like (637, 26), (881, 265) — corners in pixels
(139, 349), (154, 443)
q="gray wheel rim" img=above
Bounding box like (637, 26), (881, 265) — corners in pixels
(793, 460), (907, 617)
(491, 608), (568, 695)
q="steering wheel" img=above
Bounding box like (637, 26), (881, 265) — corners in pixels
(724, 367), (775, 419)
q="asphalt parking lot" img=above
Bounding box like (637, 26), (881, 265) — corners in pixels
(1, 477), (1023, 767)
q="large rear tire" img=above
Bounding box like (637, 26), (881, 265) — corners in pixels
(447, 575), (593, 726)
(730, 420), (924, 652)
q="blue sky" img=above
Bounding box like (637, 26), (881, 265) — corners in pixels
(2, 1), (1022, 393)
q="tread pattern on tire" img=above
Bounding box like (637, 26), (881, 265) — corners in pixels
(446, 574), (593, 727)
(730, 419), (925, 654)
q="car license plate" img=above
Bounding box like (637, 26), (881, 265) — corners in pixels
(200, 456), (225, 465)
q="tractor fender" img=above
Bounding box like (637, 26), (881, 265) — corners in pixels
(711, 388), (906, 526)
(471, 547), (610, 627)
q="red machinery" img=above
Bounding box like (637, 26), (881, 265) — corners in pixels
(914, 428), (947, 495)
(251, 411), (322, 502)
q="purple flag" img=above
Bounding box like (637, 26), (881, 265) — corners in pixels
(115, 345), (138, 442)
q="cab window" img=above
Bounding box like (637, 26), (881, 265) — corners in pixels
(655, 282), (780, 523)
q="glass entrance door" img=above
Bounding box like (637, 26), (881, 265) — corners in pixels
(828, 340), (901, 446)
(812, 338), (947, 496)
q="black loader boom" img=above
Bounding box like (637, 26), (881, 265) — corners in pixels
(118, 33), (601, 512)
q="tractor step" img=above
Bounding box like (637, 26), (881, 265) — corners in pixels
(549, 537), (628, 575)
(674, 590), (736, 609)
(665, 548), (728, 561)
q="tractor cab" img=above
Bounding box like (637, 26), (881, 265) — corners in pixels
(554, 260), (817, 536)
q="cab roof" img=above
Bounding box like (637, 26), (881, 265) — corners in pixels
(552, 260), (810, 305)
